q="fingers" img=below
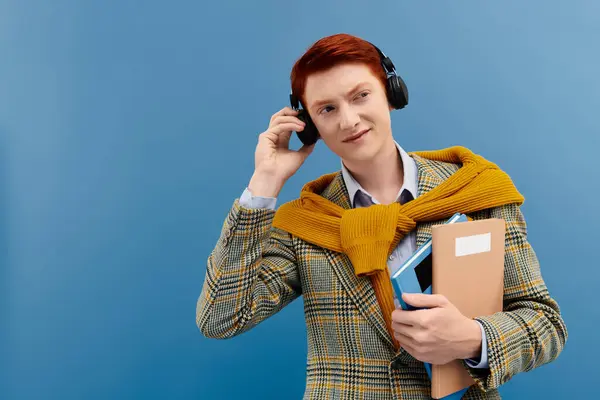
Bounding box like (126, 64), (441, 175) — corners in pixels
(267, 106), (308, 136)
(393, 307), (436, 329)
(394, 329), (413, 347)
(392, 320), (423, 335)
(268, 122), (305, 136)
(262, 107), (314, 154)
(278, 131), (293, 148)
(267, 115), (306, 141)
(391, 317), (423, 343)
(271, 115), (304, 125)
(392, 323), (427, 352)
(392, 308), (417, 326)
(395, 335), (421, 361)
(270, 106), (299, 122)
(392, 323), (415, 353)
(402, 293), (448, 309)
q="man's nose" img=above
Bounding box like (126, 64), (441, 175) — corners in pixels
(339, 106), (360, 131)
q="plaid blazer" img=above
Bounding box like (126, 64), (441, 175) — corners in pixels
(196, 153), (568, 399)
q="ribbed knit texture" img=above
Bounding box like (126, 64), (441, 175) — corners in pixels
(272, 146), (524, 349)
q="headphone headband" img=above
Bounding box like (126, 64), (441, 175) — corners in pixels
(368, 42), (397, 76)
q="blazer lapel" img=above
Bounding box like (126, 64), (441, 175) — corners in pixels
(316, 155), (456, 352)
(411, 153), (456, 246)
(318, 172), (396, 349)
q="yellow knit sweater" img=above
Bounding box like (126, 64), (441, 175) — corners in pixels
(272, 146), (524, 350)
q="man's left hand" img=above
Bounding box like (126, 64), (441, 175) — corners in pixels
(391, 293), (482, 365)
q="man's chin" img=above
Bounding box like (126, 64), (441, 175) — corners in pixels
(340, 146), (379, 165)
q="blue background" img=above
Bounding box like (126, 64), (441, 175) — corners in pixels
(1, 1), (598, 399)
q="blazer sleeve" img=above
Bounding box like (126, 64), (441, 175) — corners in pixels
(463, 202), (568, 391)
(195, 199), (302, 339)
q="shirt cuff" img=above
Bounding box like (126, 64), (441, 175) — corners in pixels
(239, 187), (277, 210)
(464, 321), (489, 369)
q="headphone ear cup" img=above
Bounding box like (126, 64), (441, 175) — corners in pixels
(387, 76), (409, 109)
(295, 109), (319, 146)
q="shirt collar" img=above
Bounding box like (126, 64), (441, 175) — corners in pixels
(341, 140), (419, 207)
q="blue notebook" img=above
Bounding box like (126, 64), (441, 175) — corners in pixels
(390, 212), (469, 400)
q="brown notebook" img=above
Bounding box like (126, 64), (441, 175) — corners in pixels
(430, 218), (506, 399)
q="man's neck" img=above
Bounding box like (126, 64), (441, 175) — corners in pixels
(343, 139), (404, 205)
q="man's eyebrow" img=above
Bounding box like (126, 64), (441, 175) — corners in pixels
(310, 82), (370, 110)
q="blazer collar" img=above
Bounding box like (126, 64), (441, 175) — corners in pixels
(319, 152), (448, 209)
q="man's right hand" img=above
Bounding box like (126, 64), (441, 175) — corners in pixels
(248, 107), (316, 198)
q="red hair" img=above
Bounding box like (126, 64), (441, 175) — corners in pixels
(290, 33), (387, 108)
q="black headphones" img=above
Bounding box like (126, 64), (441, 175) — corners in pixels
(289, 42), (408, 146)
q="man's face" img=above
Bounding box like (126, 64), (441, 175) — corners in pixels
(303, 63), (394, 164)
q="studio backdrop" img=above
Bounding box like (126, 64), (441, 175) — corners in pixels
(1, 1), (598, 399)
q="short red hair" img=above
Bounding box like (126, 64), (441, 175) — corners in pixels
(290, 33), (387, 108)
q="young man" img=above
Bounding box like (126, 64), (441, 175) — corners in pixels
(196, 33), (567, 399)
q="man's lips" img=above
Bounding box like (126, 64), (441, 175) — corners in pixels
(343, 129), (370, 142)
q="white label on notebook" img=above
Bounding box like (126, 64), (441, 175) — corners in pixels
(455, 232), (491, 257)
